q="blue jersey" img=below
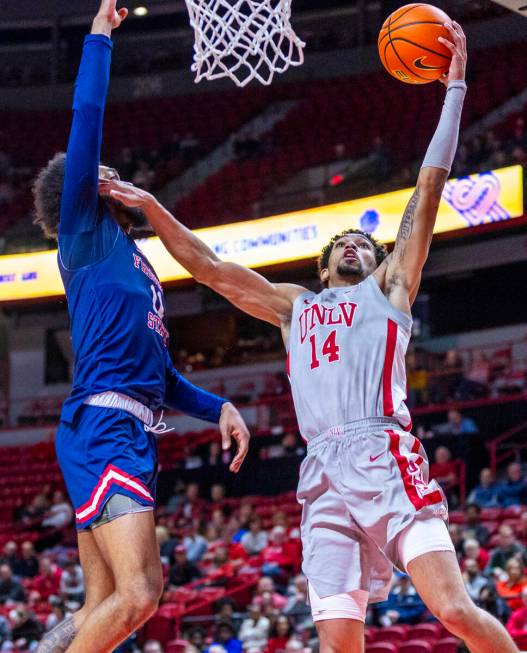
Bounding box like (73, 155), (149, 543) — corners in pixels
(58, 34), (224, 426)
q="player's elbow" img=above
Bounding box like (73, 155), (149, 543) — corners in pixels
(193, 258), (219, 286)
(418, 167), (448, 199)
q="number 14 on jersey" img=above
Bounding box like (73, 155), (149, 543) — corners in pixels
(309, 330), (340, 369)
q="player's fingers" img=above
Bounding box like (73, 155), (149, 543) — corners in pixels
(230, 430), (249, 473)
(438, 37), (455, 52)
(109, 189), (137, 204)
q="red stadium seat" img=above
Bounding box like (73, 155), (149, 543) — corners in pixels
(165, 639), (191, 653)
(376, 625), (408, 643)
(366, 644), (398, 653)
(399, 641), (434, 653)
(406, 624), (441, 641)
(433, 638), (460, 653)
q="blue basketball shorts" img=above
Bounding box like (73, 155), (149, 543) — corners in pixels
(55, 405), (158, 530)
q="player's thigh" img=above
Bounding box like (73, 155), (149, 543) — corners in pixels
(77, 529), (114, 609)
(91, 509), (163, 601)
(407, 550), (476, 623)
(316, 619), (365, 653)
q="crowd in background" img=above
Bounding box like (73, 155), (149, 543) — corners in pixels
(3, 455), (527, 652)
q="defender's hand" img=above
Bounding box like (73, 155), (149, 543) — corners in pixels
(438, 21), (467, 86)
(219, 403), (250, 474)
(99, 179), (154, 209)
(92, 0), (128, 36)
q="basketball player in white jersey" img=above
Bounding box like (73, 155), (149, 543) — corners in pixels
(100, 21), (517, 653)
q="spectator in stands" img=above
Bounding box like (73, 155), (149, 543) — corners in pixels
(467, 468), (500, 508)
(0, 612), (10, 648)
(464, 350), (491, 398)
(143, 640), (164, 653)
(283, 575), (310, 622)
(253, 577), (287, 611)
(461, 538), (489, 572)
(506, 586), (527, 640)
(208, 621), (242, 653)
(0, 542), (18, 571)
(516, 511), (527, 543)
(477, 583), (510, 623)
(241, 517), (268, 556)
(156, 525), (178, 565)
(188, 626), (207, 652)
(184, 445), (203, 470)
(9, 605), (42, 649)
(206, 441), (230, 467)
(261, 526), (293, 578)
(182, 482), (204, 520)
(498, 462), (527, 507)
(486, 524), (527, 577)
(377, 573), (426, 626)
(434, 409), (479, 436)
(267, 615), (293, 653)
(448, 523), (463, 558)
(440, 349), (465, 400)
(132, 159), (155, 191)
(19, 493), (49, 527)
(211, 484), (227, 505)
(168, 545), (202, 587)
(463, 558), (488, 601)
(45, 600), (72, 632)
(238, 603), (270, 650)
(15, 541), (39, 579)
(0, 564), (26, 604)
(463, 503), (490, 546)
(166, 480), (187, 514)
(183, 519), (209, 564)
(59, 559), (84, 605)
(429, 446), (459, 503)
(41, 490), (73, 529)
(33, 557), (62, 600)
(496, 558), (527, 611)
(406, 351), (429, 407)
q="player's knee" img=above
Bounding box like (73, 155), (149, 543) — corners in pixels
(435, 597), (477, 632)
(119, 577), (163, 627)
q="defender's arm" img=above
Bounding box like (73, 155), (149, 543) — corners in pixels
(99, 182), (305, 327)
(382, 22), (467, 312)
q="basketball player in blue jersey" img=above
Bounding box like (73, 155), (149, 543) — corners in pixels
(102, 21), (518, 653)
(31, 2), (250, 652)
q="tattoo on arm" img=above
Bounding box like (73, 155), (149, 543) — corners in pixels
(395, 188), (419, 256)
(36, 616), (77, 653)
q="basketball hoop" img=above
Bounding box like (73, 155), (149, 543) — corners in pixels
(184, 0), (305, 87)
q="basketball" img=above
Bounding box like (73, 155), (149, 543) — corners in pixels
(378, 3), (453, 85)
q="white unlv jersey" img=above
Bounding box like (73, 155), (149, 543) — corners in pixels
(288, 275), (413, 440)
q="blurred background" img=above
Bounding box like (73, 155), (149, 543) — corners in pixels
(0, 1), (526, 652)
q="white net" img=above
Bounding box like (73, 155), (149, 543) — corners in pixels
(184, 0), (305, 87)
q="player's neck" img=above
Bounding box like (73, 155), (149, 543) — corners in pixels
(328, 275), (362, 289)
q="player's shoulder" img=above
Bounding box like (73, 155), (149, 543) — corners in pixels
(277, 283), (310, 303)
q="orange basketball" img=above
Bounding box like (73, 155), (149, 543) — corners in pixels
(378, 3), (453, 85)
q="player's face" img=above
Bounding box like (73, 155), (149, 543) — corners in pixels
(323, 235), (377, 286)
(99, 166), (149, 233)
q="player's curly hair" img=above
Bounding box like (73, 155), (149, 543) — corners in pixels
(318, 228), (388, 275)
(32, 152), (66, 240)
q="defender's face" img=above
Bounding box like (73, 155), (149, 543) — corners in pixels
(321, 234), (377, 286)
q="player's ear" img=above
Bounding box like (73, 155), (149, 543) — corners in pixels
(320, 268), (329, 285)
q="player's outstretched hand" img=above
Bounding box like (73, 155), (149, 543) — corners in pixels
(92, 0), (128, 36)
(99, 179), (153, 208)
(438, 21), (467, 86)
(219, 402), (251, 474)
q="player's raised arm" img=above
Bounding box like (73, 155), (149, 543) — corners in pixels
(99, 181), (306, 327)
(58, 0), (127, 239)
(381, 21), (467, 312)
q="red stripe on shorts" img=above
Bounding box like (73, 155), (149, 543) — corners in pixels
(387, 429), (443, 511)
(382, 319), (398, 417)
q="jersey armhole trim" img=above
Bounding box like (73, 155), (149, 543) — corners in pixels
(58, 222), (120, 273)
(367, 275), (413, 331)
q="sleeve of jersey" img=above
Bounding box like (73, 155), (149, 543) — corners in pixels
(164, 352), (227, 423)
(59, 35), (114, 248)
